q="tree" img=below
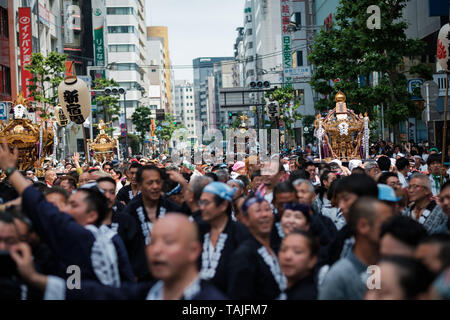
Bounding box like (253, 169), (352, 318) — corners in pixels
(92, 78), (121, 134)
(119, 133), (140, 156)
(264, 87), (301, 144)
(308, 0), (428, 127)
(153, 114), (186, 152)
(25, 52), (67, 120)
(131, 106), (152, 150)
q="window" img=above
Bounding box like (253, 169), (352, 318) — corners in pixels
(294, 12), (301, 27)
(296, 51), (303, 67)
(0, 7), (8, 38)
(109, 44), (137, 53)
(113, 63), (141, 71)
(107, 26), (137, 35)
(247, 42), (253, 49)
(246, 28), (253, 36)
(107, 7), (135, 15)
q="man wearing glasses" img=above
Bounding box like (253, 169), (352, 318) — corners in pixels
(403, 173), (447, 234)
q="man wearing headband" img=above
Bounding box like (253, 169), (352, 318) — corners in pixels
(227, 196), (287, 299)
(198, 182), (250, 293)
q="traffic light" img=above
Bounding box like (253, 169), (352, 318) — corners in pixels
(104, 87), (125, 96)
(249, 81), (271, 89)
(228, 111), (233, 121)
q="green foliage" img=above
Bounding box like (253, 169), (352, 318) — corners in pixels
(25, 52), (67, 119)
(308, 0), (428, 125)
(264, 87), (301, 142)
(131, 106), (152, 145)
(93, 78), (120, 129)
(154, 114), (186, 151)
(119, 133), (140, 155)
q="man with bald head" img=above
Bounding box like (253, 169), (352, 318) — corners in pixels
(11, 214), (226, 300)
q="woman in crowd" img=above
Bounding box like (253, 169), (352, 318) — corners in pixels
(279, 230), (319, 300)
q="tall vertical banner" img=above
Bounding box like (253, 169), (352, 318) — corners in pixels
(281, 0), (292, 88)
(18, 7), (33, 99)
(92, 0), (106, 69)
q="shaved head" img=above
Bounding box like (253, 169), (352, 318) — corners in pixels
(147, 213), (201, 282)
(153, 213), (199, 243)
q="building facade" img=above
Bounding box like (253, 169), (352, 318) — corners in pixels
(173, 80), (196, 141)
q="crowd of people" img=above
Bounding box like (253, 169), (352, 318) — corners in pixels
(0, 138), (450, 300)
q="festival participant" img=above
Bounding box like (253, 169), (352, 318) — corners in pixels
(289, 179), (337, 244)
(279, 230), (319, 300)
(272, 181), (297, 216)
(379, 215), (427, 258)
(314, 170), (337, 213)
(250, 170), (263, 196)
(439, 181), (450, 218)
(364, 162), (381, 180)
(396, 157), (410, 188)
(364, 256), (435, 300)
(319, 197), (394, 299)
(102, 162), (112, 173)
(25, 170), (38, 182)
(44, 187), (69, 212)
(78, 172), (91, 187)
(0, 140), (135, 287)
(427, 154), (447, 196)
(256, 160), (287, 203)
(326, 175), (379, 267)
(227, 196), (287, 299)
(377, 156), (391, 173)
(197, 181), (250, 293)
(122, 165), (185, 282)
(305, 162), (320, 186)
(182, 175), (213, 224)
(97, 177), (141, 276)
(280, 203), (311, 236)
(44, 169), (57, 188)
(415, 233), (450, 275)
(0, 211), (43, 299)
(404, 173), (447, 234)
(231, 161), (246, 179)
(378, 172), (402, 192)
(116, 162), (142, 205)
(59, 175), (77, 194)
(111, 168), (124, 194)
(10, 214), (226, 300)
(236, 175), (250, 197)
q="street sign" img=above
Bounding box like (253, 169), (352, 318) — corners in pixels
(120, 123), (126, 129)
(162, 121), (169, 126)
(121, 131), (127, 137)
(408, 79), (424, 100)
(157, 126), (162, 131)
(284, 67), (311, 80)
(0, 102), (7, 120)
(420, 80), (439, 102)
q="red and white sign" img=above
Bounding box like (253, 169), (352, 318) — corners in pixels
(19, 7), (33, 99)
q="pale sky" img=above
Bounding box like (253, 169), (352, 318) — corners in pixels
(145, 0), (244, 82)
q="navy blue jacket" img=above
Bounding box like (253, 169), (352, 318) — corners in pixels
(22, 186), (135, 284)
